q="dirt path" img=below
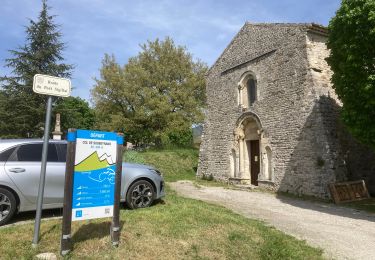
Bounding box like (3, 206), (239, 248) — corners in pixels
(169, 181), (375, 260)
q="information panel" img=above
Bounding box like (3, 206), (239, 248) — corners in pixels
(72, 130), (118, 221)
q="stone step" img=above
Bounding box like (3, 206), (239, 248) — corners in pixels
(232, 184), (258, 191)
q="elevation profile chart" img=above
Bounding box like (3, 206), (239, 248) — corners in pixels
(71, 130), (118, 221)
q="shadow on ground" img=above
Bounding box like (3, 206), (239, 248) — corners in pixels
(3, 200), (165, 228)
(275, 95), (375, 222)
(9, 208), (63, 225)
(72, 221), (125, 244)
(275, 192), (375, 222)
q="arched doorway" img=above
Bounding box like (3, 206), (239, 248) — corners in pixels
(234, 113), (262, 185)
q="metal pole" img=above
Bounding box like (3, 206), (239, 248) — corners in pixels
(32, 96), (53, 246)
(60, 129), (76, 256)
(111, 133), (124, 246)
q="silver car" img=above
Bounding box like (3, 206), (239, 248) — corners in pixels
(0, 139), (165, 226)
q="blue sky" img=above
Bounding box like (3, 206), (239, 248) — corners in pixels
(1, 0), (341, 102)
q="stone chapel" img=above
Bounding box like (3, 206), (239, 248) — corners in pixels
(197, 23), (375, 198)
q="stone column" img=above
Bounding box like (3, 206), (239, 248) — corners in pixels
(239, 137), (245, 178)
(235, 153), (240, 178)
(52, 113), (63, 140)
(234, 126), (245, 179)
(238, 82), (244, 107)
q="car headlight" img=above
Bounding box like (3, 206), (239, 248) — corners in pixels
(149, 169), (162, 176)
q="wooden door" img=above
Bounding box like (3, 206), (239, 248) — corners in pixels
(249, 140), (260, 186)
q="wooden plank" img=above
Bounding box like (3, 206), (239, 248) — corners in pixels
(329, 180), (370, 204)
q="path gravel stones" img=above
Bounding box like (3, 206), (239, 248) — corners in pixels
(169, 181), (375, 260)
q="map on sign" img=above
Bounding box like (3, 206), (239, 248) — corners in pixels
(72, 130), (118, 221)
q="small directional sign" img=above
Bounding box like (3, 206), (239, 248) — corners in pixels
(33, 74), (71, 97)
(32, 74), (71, 247)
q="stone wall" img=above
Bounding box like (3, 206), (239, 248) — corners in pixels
(278, 31), (344, 197)
(198, 23), (375, 198)
(199, 23), (314, 188)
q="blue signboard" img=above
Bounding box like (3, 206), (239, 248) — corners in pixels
(69, 129), (123, 221)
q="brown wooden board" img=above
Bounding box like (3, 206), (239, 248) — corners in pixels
(329, 180), (370, 204)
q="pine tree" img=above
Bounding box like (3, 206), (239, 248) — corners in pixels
(0, 0), (73, 138)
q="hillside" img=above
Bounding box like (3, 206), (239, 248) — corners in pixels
(124, 148), (199, 182)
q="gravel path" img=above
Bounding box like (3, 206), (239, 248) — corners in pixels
(169, 181), (375, 260)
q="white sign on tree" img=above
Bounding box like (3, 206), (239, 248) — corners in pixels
(33, 74), (71, 97)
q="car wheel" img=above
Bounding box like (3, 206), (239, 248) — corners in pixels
(0, 188), (17, 226)
(126, 180), (155, 209)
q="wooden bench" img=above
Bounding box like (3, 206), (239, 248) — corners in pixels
(329, 180), (370, 204)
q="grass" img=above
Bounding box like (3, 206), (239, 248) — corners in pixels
(0, 148), (325, 259)
(124, 148), (199, 182)
(0, 187), (323, 259)
(125, 148), (235, 189)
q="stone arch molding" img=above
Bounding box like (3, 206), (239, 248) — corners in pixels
(233, 111), (263, 155)
(237, 71), (258, 108)
(230, 111), (274, 184)
(238, 71), (257, 88)
(236, 111), (263, 130)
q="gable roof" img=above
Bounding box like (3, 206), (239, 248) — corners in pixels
(207, 22), (328, 76)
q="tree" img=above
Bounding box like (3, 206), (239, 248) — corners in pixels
(0, 0), (73, 138)
(92, 38), (207, 147)
(53, 97), (96, 135)
(326, 0), (375, 149)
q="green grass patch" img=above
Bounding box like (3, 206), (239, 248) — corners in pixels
(1, 149), (324, 258)
(0, 187), (323, 259)
(123, 150), (146, 164)
(124, 148), (199, 182)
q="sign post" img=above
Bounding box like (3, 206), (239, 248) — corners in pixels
(32, 74), (71, 247)
(60, 129), (76, 254)
(60, 129), (123, 255)
(111, 136), (124, 246)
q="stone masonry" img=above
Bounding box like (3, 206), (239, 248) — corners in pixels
(197, 23), (375, 199)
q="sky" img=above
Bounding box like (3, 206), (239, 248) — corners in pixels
(0, 0), (341, 102)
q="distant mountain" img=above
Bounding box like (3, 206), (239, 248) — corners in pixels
(75, 151), (114, 171)
(99, 153), (114, 164)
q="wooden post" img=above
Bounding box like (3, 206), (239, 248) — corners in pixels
(60, 129), (77, 256)
(111, 133), (124, 246)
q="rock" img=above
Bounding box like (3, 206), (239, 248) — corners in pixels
(36, 252), (57, 260)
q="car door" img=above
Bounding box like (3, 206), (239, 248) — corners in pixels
(4, 142), (65, 205)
